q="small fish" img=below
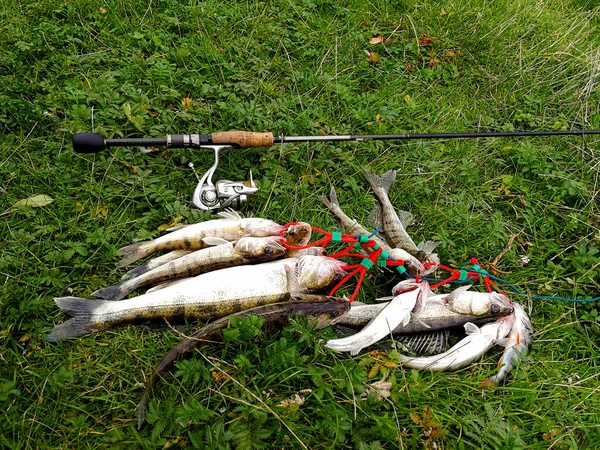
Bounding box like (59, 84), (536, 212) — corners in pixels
(480, 302), (533, 387)
(45, 256), (348, 342)
(121, 250), (192, 280)
(136, 295), (350, 428)
(398, 313), (517, 371)
(325, 280), (430, 355)
(318, 186), (425, 276)
(336, 293), (512, 334)
(363, 168), (440, 268)
(116, 210), (285, 267)
(92, 236), (288, 300)
(443, 285), (513, 316)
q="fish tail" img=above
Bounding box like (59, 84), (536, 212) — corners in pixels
(91, 283), (128, 301)
(117, 241), (153, 267)
(363, 168), (396, 195)
(46, 297), (112, 341)
(122, 262), (151, 280)
(45, 316), (98, 342)
(318, 186), (340, 211)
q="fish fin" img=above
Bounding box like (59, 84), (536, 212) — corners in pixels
(367, 204), (383, 229)
(464, 322), (480, 335)
(363, 168), (396, 194)
(91, 284), (127, 301)
(217, 208), (242, 220)
(122, 262), (150, 280)
(202, 236), (230, 246)
(418, 240), (442, 255)
(45, 316), (96, 342)
(374, 295), (394, 302)
(494, 337), (515, 347)
(479, 378), (499, 389)
(395, 330), (450, 356)
(54, 296), (108, 316)
(445, 285), (472, 303)
(415, 318), (432, 329)
(287, 263), (304, 296)
(318, 186), (340, 213)
(117, 241), (152, 267)
(397, 210), (414, 228)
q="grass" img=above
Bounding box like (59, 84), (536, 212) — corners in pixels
(1, 0), (599, 448)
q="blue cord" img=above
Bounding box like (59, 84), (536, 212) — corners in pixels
(406, 267), (598, 304)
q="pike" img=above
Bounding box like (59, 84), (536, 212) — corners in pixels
(136, 295), (350, 428)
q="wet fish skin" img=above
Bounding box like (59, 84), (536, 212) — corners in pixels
(116, 210), (286, 267)
(480, 302), (533, 387)
(46, 257), (348, 341)
(93, 236), (288, 301)
(398, 314), (517, 371)
(136, 295), (350, 428)
(337, 295), (508, 334)
(318, 185), (425, 276)
(325, 280), (430, 355)
(444, 286), (513, 316)
(122, 250), (192, 280)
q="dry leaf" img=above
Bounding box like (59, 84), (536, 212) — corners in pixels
(368, 380), (392, 400)
(158, 216), (184, 232)
(405, 63), (414, 72)
(404, 95), (411, 103)
(181, 97), (192, 109)
(419, 36), (433, 46)
(94, 202), (108, 217)
(365, 50), (381, 63)
(278, 394), (305, 407)
(369, 35), (385, 44)
(14, 194), (54, 208)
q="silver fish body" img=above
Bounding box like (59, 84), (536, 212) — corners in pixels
(93, 237), (288, 300)
(325, 280), (430, 355)
(398, 314), (516, 371)
(444, 285), (513, 316)
(481, 302), (533, 387)
(46, 256), (348, 342)
(122, 250), (192, 280)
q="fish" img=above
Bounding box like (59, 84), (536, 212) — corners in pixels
(318, 186), (425, 276)
(443, 285), (513, 316)
(336, 293), (513, 334)
(92, 236), (288, 300)
(287, 247), (326, 258)
(480, 302), (533, 387)
(116, 209), (311, 267)
(398, 314), (517, 371)
(325, 280), (430, 355)
(121, 250), (192, 280)
(363, 168), (441, 269)
(45, 256), (348, 342)
(136, 295), (350, 428)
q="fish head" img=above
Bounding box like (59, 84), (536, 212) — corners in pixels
(234, 236), (287, 260)
(281, 222), (312, 247)
(392, 279), (430, 312)
(422, 253), (440, 275)
(488, 292), (514, 316)
(245, 218), (287, 237)
(295, 256), (348, 290)
(388, 249), (425, 277)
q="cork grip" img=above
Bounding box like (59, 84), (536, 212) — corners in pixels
(211, 131), (274, 148)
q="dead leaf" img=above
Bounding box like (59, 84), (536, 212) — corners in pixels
(404, 95), (411, 103)
(369, 35), (385, 44)
(14, 194), (54, 208)
(405, 63), (415, 72)
(94, 203), (108, 217)
(365, 50), (381, 63)
(419, 36), (433, 46)
(158, 216), (184, 232)
(181, 97), (192, 109)
(278, 394), (305, 407)
(367, 380), (392, 400)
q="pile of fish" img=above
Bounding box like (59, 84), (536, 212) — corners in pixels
(46, 168), (533, 426)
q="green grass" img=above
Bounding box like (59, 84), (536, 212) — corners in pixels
(1, 0), (599, 448)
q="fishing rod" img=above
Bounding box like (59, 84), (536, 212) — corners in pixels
(73, 129), (600, 210)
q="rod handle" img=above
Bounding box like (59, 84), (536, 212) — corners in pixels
(211, 131), (274, 148)
(72, 133), (108, 153)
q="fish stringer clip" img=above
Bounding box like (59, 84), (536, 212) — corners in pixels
(191, 145), (258, 211)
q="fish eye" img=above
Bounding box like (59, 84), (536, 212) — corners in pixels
(264, 247), (274, 255)
(288, 230), (296, 236)
(491, 304), (500, 313)
(332, 273), (344, 283)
